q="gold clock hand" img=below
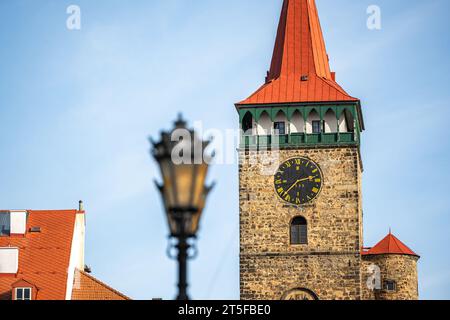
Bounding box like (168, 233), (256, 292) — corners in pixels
(285, 181), (300, 194)
(285, 176), (314, 194)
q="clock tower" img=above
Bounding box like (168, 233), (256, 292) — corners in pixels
(236, 0), (365, 300)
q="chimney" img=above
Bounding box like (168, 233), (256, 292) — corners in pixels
(331, 72), (336, 81)
(78, 200), (84, 212)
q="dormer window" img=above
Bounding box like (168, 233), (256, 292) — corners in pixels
(0, 211), (10, 236)
(15, 288), (32, 300)
(0, 248), (19, 274)
(0, 211), (27, 236)
(11, 279), (37, 300)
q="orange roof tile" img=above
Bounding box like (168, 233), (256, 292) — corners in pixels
(362, 233), (419, 257)
(0, 210), (78, 300)
(237, 0), (358, 106)
(71, 269), (130, 300)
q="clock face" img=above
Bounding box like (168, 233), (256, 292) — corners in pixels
(274, 157), (323, 205)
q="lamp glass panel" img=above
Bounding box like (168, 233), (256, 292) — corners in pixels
(190, 211), (201, 235)
(160, 158), (176, 209)
(191, 163), (208, 209)
(173, 164), (195, 208)
(191, 189), (208, 234)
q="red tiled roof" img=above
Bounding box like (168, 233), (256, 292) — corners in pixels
(71, 269), (130, 300)
(237, 0), (358, 106)
(362, 233), (419, 257)
(0, 210), (78, 300)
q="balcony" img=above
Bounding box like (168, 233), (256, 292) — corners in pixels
(240, 132), (357, 149)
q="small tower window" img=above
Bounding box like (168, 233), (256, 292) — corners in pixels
(274, 122), (286, 135)
(15, 288), (32, 300)
(0, 212), (10, 236)
(291, 217), (307, 245)
(383, 280), (397, 292)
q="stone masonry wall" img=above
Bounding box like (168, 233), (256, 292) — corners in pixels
(241, 254), (361, 300)
(239, 146), (363, 300)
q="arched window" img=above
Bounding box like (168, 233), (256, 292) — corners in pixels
(339, 109), (354, 133)
(282, 288), (319, 300)
(324, 109), (337, 133)
(257, 111), (272, 136)
(273, 111), (287, 135)
(306, 110), (321, 134)
(291, 217), (307, 245)
(290, 110), (304, 133)
(242, 112), (253, 135)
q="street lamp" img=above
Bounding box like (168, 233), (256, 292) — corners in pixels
(151, 115), (214, 300)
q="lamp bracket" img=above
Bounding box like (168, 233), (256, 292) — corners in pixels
(166, 237), (198, 260)
(187, 239), (198, 260)
(166, 237), (179, 260)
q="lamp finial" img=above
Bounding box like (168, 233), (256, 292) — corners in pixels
(175, 113), (187, 128)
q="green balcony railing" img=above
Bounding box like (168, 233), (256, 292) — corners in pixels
(240, 132), (357, 149)
(339, 132), (355, 143)
(322, 133), (337, 144)
(290, 133), (305, 145)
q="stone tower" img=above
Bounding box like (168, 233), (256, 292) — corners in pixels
(236, 0), (419, 300)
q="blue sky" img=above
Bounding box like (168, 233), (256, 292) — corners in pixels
(0, 0), (449, 300)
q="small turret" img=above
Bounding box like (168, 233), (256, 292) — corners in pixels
(361, 233), (420, 300)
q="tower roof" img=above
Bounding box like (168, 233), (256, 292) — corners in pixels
(237, 0), (358, 106)
(362, 233), (419, 257)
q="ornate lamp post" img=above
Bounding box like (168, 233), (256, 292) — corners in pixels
(151, 115), (214, 300)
